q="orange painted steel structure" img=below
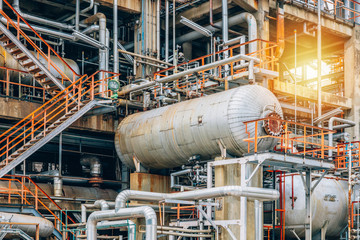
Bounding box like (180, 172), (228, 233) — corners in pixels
(0, 70), (118, 168)
(335, 141), (360, 169)
(0, 175), (76, 238)
(0, 66), (47, 102)
(243, 117), (336, 158)
(0, 0), (81, 85)
(153, 39), (279, 95)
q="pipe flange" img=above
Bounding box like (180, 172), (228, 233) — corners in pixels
(263, 112), (284, 136)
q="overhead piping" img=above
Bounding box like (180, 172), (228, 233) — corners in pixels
(118, 54), (260, 95)
(113, 0), (119, 74)
(12, 0), (75, 30)
(86, 206), (157, 240)
(115, 186), (280, 210)
(177, 13), (257, 53)
(328, 117), (355, 159)
(83, 13), (107, 72)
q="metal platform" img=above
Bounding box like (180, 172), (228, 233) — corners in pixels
(244, 151), (334, 170)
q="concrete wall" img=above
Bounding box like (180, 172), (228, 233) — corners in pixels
(344, 25), (360, 140)
(215, 160), (262, 240)
(0, 97), (115, 133)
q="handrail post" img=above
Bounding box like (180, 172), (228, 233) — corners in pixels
(35, 187), (38, 210)
(6, 69), (9, 97)
(255, 121), (258, 153)
(6, 138), (9, 164)
(7, 180), (11, 203)
(16, 15), (20, 40)
(91, 76), (94, 100)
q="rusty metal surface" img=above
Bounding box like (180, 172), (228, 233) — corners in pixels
(115, 85), (283, 169)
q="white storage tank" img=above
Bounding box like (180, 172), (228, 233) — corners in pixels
(115, 85), (283, 169)
(283, 175), (347, 239)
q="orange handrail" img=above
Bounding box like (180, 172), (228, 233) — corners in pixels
(1, 0), (81, 78)
(0, 176), (73, 237)
(152, 39), (279, 94)
(0, 70), (119, 164)
(243, 117), (336, 159)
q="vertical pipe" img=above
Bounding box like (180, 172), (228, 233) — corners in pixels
(156, 0), (161, 59)
(222, 0), (229, 77)
(165, 0), (169, 62)
(348, 144), (352, 239)
(113, 0), (119, 74)
(255, 200), (260, 240)
(59, 133), (62, 176)
(222, 0), (229, 43)
(75, 0), (80, 31)
(317, 0), (322, 120)
(173, 0), (176, 59)
(305, 171), (312, 240)
(240, 163), (247, 239)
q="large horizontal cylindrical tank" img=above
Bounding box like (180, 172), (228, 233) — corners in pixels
(283, 175), (347, 239)
(0, 212), (54, 237)
(115, 85), (283, 169)
(0, 46), (79, 85)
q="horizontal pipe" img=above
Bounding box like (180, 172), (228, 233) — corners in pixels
(118, 54), (259, 96)
(118, 49), (172, 66)
(115, 186), (279, 210)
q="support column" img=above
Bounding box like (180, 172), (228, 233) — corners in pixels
(214, 161), (261, 240)
(344, 25), (360, 141)
(130, 172), (170, 240)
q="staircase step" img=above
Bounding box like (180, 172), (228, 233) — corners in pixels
(29, 139), (39, 144)
(16, 54), (29, 61)
(0, 35), (9, 42)
(28, 68), (41, 74)
(22, 61), (35, 68)
(34, 73), (47, 79)
(41, 79), (53, 85)
(4, 42), (15, 48)
(46, 85), (59, 91)
(10, 48), (23, 55)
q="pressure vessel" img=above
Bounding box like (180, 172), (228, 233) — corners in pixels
(0, 212), (54, 237)
(0, 46), (79, 85)
(283, 175), (347, 239)
(115, 85), (283, 169)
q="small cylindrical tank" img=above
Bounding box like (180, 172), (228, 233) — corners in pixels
(0, 46), (79, 85)
(283, 175), (347, 239)
(115, 85), (283, 169)
(0, 212), (54, 237)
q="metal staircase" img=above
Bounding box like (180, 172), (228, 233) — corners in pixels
(0, 0), (81, 96)
(0, 0), (119, 178)
(0, 72), (116, 178)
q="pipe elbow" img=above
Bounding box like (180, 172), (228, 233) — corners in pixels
(115, 190), (131, 210)
(94, 199), (110, 210)
(84, 13), (106, 25)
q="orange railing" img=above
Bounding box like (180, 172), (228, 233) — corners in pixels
(0, 65), (47, 102)
(0, 175), (76, 238)
(0, 0), (81, 85)
(243, 117), (336, 159)
(0, 70), (119, 164)
(334, 141), (360, 169)
(153, 39), (278, 94)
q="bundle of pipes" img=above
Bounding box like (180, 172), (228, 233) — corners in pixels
(85, 186), (279, 240)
